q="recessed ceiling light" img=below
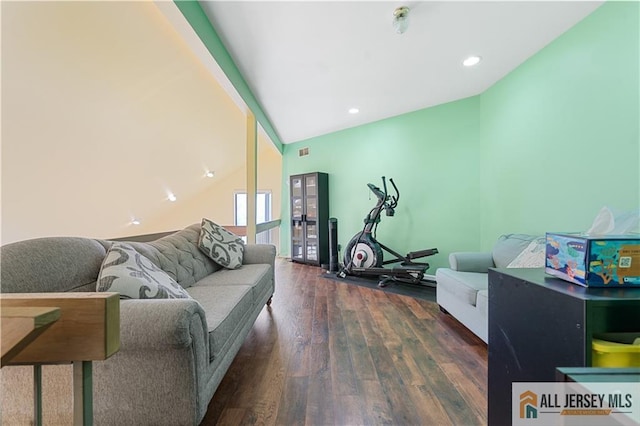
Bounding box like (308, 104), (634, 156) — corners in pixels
(168, 193), (177, 202)
(463, 56), (482, 67)
(348, 108), (359, 114)
(205, 171), (215, 178)
(131, 219), (141, 225)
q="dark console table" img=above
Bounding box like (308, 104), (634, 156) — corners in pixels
(488, 268), (640, 426)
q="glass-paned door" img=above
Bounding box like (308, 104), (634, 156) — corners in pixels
(304, 175), (318, 261)
(290, 176), (305, 261)
(291, 177), (304, 220)
(304, 175), (317, 220)
(290, 172), (328, 266)
(305, 222), (318, 261)
(291, 223), (304, 261)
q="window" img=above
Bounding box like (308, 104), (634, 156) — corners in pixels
(234, 191), (272, 243)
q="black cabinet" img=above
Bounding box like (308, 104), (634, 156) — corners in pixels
(488, 268), (640, 426)
(290, 172), (329, 267)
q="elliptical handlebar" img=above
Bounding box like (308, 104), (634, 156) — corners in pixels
(388, 178), (399, 208)
(365, 176), (401, 218)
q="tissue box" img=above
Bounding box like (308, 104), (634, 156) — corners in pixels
(545, 233), (640, 287)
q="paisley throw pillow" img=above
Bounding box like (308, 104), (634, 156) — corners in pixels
(198, 218), (244, 269)
(97, 242), (191, 299)
(506, 239), (546, 268)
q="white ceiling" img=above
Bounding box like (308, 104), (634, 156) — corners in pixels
(199, 1), (603, 144)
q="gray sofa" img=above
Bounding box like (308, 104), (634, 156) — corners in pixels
(435, 234), (544, 343)
(0, 223), (276, 425)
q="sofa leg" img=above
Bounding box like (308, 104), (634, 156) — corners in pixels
(266, 296), (273, 306)
(438, 305), (449, 315)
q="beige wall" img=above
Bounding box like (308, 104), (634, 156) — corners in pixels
(257, 132), (283, 250)
(258, 130), (283, 221)
(139, 133), (283, 239)
(1, 1), (281, 244)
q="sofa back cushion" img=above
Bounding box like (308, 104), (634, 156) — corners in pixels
(492, 234), (541, 268)
(121, 224), (221, 289)
(0, 237), (109, 293)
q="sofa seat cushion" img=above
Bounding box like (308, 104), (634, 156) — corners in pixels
(190, 264), (272, 306)
(187, 285), (254, 360)
(435, 268), (488, 307)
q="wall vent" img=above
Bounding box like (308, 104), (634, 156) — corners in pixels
(298, 147), (309, 157)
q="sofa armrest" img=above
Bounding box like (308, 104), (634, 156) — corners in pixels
(243, 244), (276, 266)
(119, 298), (208, 351)
(94, 298), (210, 424)
(243, 244), (277, 298)
(449, 252), (495, 272)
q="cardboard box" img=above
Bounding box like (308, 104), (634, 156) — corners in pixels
(545, 233), (640, 287)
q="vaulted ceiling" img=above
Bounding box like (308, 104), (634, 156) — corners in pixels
(197, 1), (603, 144)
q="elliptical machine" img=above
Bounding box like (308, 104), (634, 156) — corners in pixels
(337, 176), (438, 287)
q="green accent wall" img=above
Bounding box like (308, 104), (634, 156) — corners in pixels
(479, 0), (639, 248)
(282, 1), (639, 270)
(282, 97), (482, 270)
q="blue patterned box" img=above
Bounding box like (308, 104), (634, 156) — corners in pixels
(545, 233), (640, 287)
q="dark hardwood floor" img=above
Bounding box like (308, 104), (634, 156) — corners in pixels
(201, 259), (487, 426)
